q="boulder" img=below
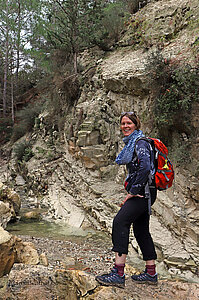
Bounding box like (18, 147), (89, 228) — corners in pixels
(0, 225), (39, 278)
(14, 238), (39, 265)
(0, 182), (21, 227)
(0, 201), (12, 229)
(22, 210), (41, 221)
(0, 226), (16, 277)
(55, 269), (98, 299)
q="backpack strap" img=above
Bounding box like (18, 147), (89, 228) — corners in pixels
(134, 137), (155, 216)
(145, 182), (152, 215)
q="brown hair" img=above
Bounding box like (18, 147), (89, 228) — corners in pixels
(120, 112), (141, 130)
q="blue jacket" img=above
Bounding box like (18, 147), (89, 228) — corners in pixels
(125, 139), (155, 195)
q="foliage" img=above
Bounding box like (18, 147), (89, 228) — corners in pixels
(144, 50), (172, 95)
(102, 1), (129, 42)
(45, 1), (106, 58)
(120, 0), (148, 14)
(0, 117), (13, 144)
(155, 64), (199, 127)
(45, 0), (130, 62)
(13, 140), (34, 162)
(145, 51), (199, 130)
(169, 140), (191, 166)
(11, 101), (43, 142)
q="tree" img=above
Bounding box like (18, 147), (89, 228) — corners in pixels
(45, 0), (105, 73)
(1, 0), (11, 117)
(0, 0), (48, 119)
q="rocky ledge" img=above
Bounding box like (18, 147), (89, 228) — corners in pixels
(0, 234), (199, 300)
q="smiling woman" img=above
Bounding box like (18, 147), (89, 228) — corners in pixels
(120, 116), (136, 136)
(120, 111), (140, 136)
(95, 111), (158, 288)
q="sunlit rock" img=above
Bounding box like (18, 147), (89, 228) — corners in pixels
(0, 226), (15, 277)
(14, 238), (39, 265)
(0, 182), (21, 227)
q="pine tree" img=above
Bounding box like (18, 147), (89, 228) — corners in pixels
(45, 0), (105, 73)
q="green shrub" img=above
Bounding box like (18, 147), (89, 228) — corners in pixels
(155, 63), (199, 128)
(12, 101), (43, 142)
(0, 117), (13, 144)
(144, 50), (172, 96)
(169, 141), (191, 166)
(102, 1), (129, 42)
(13, 140), (34, 162)
(145, 50), (199, 129)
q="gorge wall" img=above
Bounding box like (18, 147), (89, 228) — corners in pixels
(1, 0), (199, 282)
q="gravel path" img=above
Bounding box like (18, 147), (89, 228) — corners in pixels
(17, 232), (115, 276)
(2, 230), (199, 300)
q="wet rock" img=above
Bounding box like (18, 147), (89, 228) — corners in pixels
(22, 210), (41, 221)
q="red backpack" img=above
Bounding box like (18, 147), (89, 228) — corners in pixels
(136, 137), (174, 190)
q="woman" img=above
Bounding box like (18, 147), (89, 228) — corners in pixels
(96, 112), (158, 288)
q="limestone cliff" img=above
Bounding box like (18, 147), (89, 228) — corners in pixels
(1, 0), (199, 283)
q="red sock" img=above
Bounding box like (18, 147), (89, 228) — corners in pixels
(115, 264), (125, 276)
(146, 264), (156, 276)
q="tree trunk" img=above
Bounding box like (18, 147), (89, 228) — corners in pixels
(74, 52), (77, 74)
(16, 0), (21, 88)
(2, 0), (9, 117)
(3, 36), (9, 117)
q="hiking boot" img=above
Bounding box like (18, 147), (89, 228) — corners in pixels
(131, 270), (158, 285)
(95, 267), (125, 288)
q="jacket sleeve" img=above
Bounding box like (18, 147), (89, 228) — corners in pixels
(128, 140), (151, 195)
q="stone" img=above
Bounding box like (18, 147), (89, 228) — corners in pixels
(15, 174), (26, 186)
(0, 182), (21, 222)
(5, 264), (57, 299)
(80, 145), (107, 169)
(39, 253), (48, 266)
(0, 201), (12, 228)
(22, 210), (41, 220)
(15, 239), (39, 265)
(189, 181), (199, 202)
(0, 227), (15, 278)
(55, 269), (97, 299)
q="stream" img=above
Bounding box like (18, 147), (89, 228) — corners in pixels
(6, 218), (99, 241)
(4, 216), (199, 300)
(6, 214), (115, 275)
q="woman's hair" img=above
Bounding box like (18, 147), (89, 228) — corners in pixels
(120, 112), (141, 130)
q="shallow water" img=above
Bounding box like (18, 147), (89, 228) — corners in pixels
(6, 218), (108, 244)
(6, 220), (94, 239)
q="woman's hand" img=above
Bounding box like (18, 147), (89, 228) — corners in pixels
(120, 193), (144, 207)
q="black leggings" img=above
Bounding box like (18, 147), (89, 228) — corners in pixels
(112, 189), (157, 261)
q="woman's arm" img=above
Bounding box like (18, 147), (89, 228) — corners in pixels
(120, 193), (144, 207)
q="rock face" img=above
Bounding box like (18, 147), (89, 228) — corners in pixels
(0, 182), (21, 228)
(0, 0), (198, 284)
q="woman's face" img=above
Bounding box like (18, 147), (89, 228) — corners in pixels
(120, 116), (136, 137)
